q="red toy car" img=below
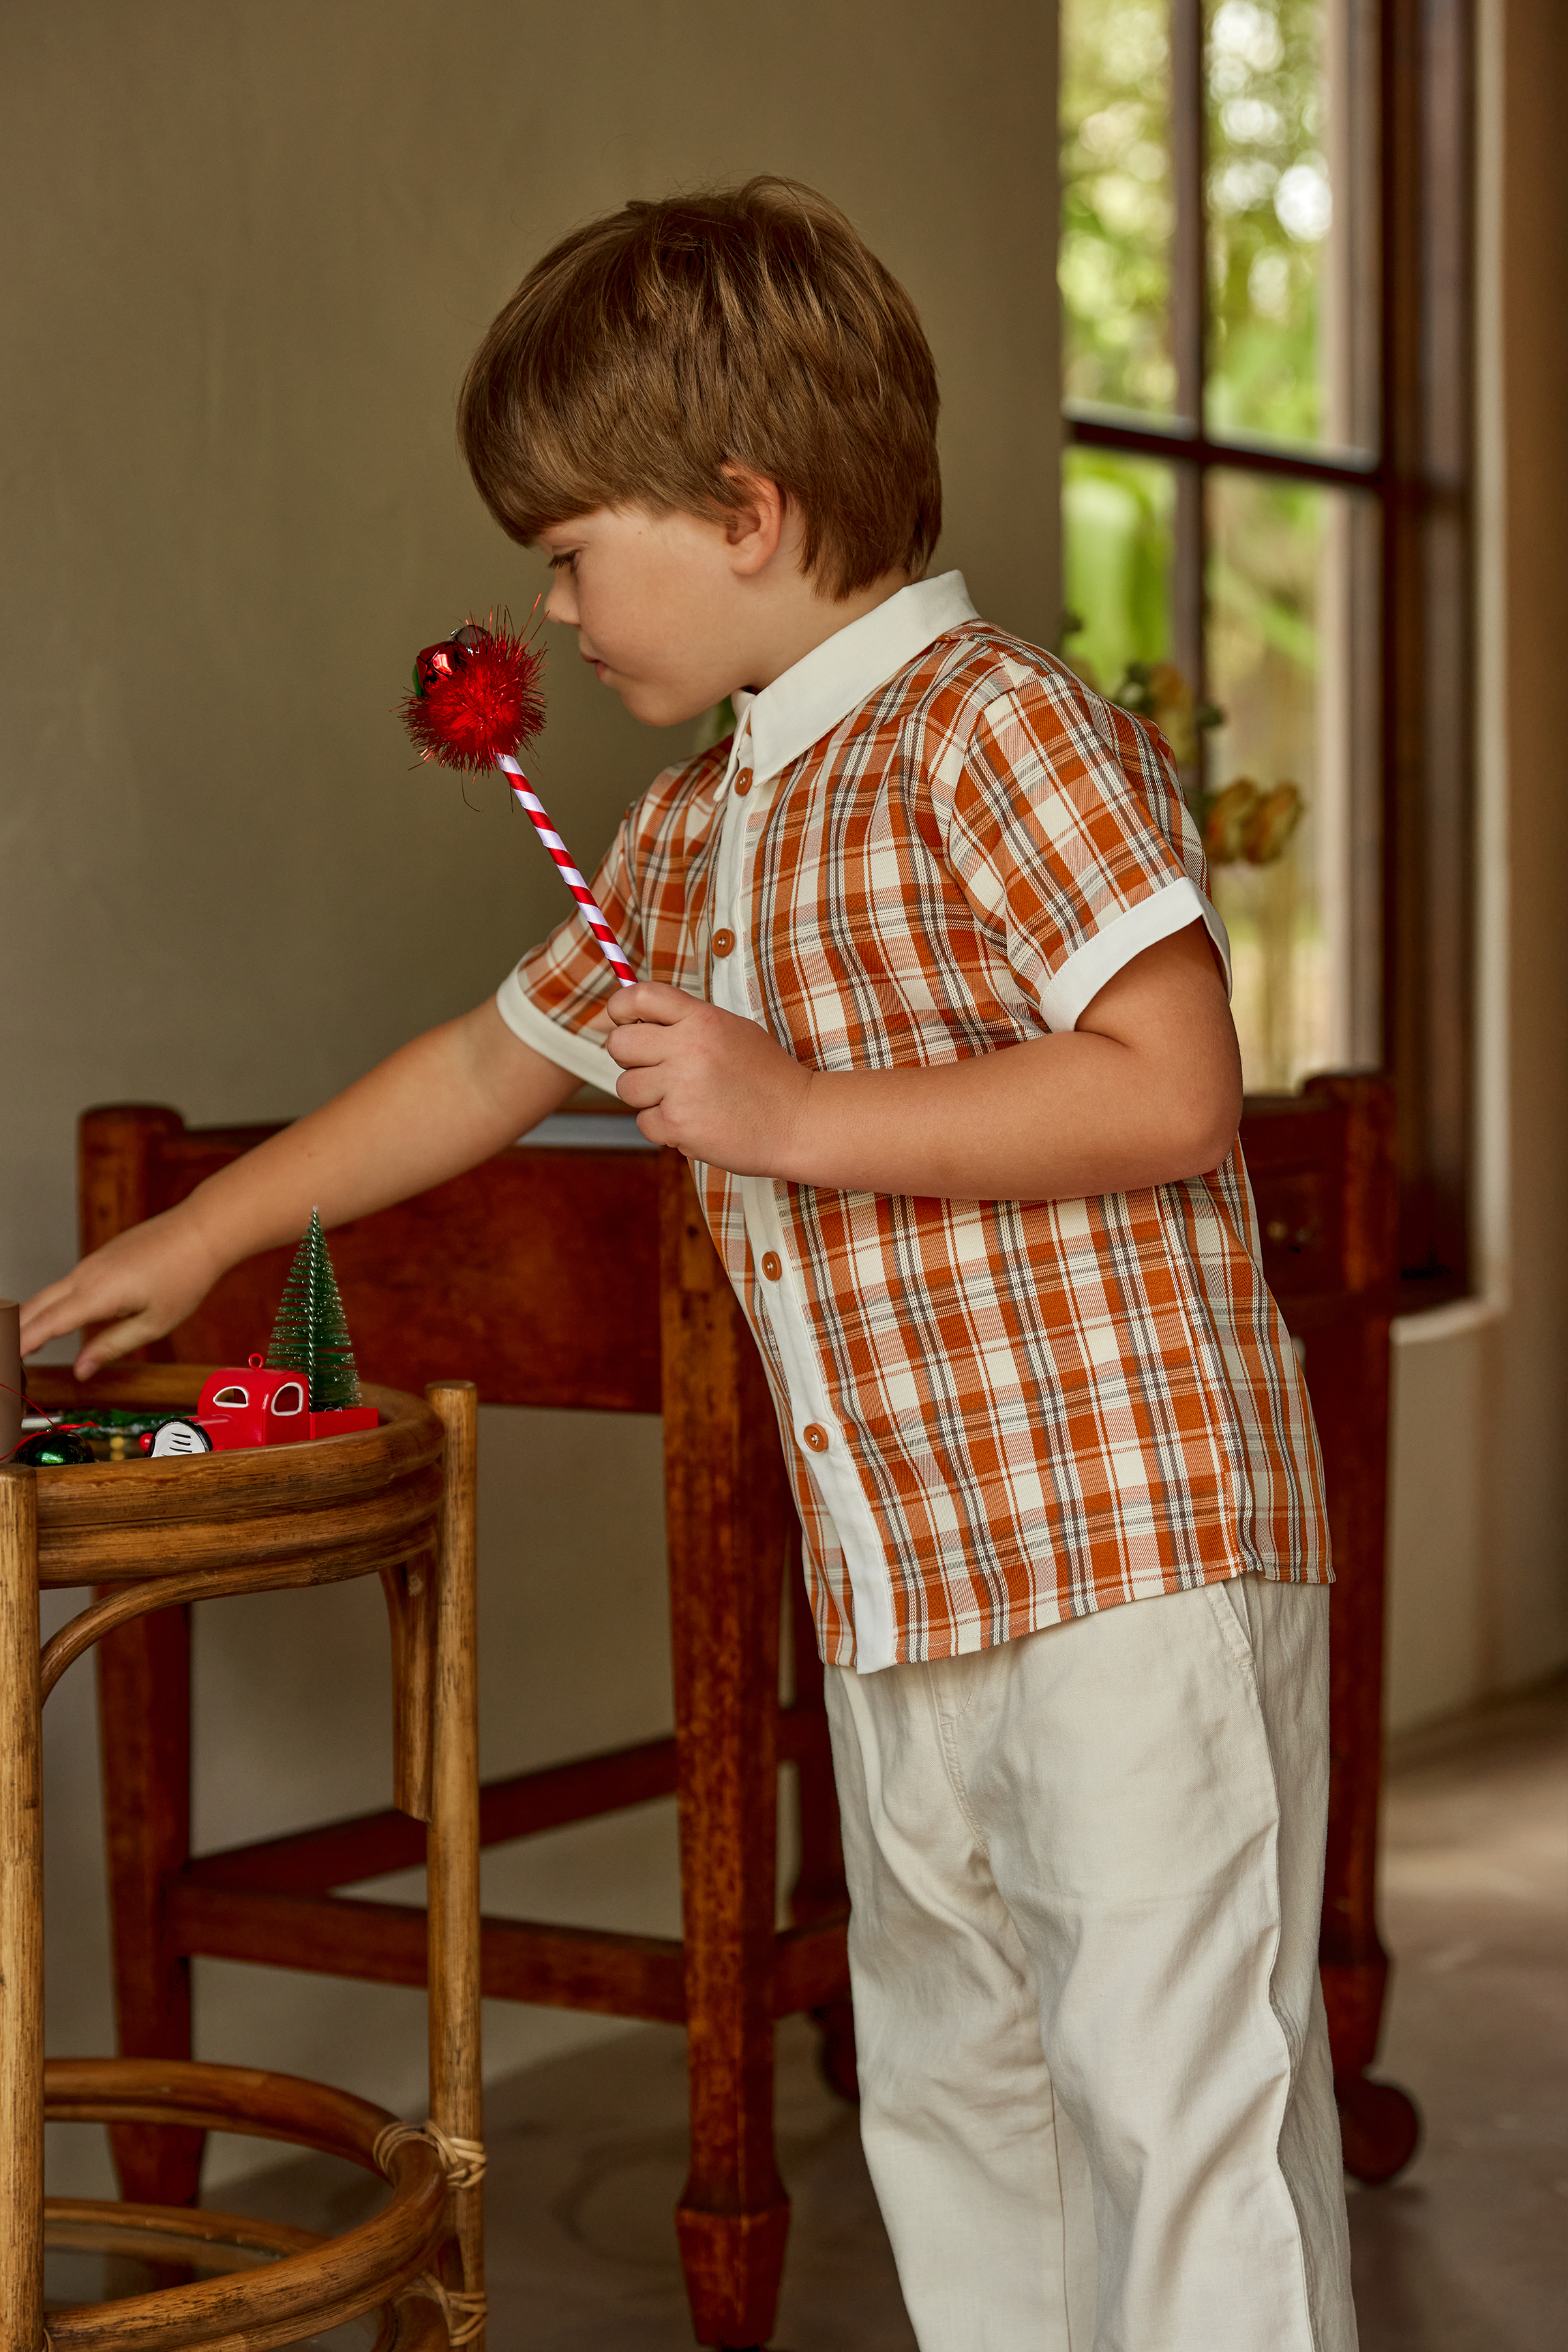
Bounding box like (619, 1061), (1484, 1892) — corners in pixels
(144, 1357), (377, 1456)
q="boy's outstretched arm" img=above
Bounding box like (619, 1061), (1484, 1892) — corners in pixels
(606, 920), (1243, 1200)
(20, 1002), (578, 1378)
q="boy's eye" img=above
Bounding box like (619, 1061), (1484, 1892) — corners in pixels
(547, 552), (579, 573)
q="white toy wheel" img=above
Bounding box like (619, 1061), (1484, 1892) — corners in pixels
(149, 1419), (213, 1457)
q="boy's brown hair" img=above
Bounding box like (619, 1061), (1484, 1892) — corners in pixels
(458, 178), (941, 600)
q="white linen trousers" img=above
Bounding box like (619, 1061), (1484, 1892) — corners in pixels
(824, 1575), (1357, 2352)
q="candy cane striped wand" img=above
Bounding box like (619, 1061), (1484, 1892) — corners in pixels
(401, 615), (636, 989)
(493, 755), (635, 987)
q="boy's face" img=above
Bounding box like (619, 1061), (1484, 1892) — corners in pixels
(537, 483), (911, 729)
(537, 505), (770, 729)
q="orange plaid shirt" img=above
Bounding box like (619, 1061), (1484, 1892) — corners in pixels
(498, 574), (1329, 1672)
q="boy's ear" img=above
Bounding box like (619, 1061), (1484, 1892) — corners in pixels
(721, 468), (786, 575)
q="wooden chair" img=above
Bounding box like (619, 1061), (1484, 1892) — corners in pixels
(74, 1073), (1417, 2349)
(1, 1368), (482, 2351)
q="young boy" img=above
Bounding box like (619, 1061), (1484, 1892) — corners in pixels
(23, 180), (1356, 2350)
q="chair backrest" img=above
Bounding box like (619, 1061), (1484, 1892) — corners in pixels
(1238, 1074), (1398, 1325)
(79, 1104), (663, 1412)
(1233, 1071), (1398, 1618)
(80, 1075), (1398, 1396)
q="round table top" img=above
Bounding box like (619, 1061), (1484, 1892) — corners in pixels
(14, 1366), (444, 1586)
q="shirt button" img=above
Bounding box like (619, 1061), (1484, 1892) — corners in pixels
(711, 929), (736, 958)
(734, 768), (753, 796)
(761, 1251), (782, 1281)
(802, 1423), (829, 1453)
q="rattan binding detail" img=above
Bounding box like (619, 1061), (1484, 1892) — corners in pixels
(373, 2116), (487, 2192)
(409, 2274), (487, 2346)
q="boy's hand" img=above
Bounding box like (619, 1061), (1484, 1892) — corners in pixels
(17, 1001), (581, 1385)
(20, 1207), (224, 1380)
(606, 984), (812, 1173)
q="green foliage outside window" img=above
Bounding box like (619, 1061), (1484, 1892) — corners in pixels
(1061, 0), (1358, 1092)
(1062, 0), (1334, 445)
(1061, 0), (1175, 414)
(1061, 448), (1174, 693)
(1205, 0), (1333, 445)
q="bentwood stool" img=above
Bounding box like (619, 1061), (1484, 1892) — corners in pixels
(70, 1079), (1418, 2351)
(0, 1368), (484, 2352)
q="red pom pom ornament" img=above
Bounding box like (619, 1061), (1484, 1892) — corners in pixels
(402, 614), (547, 774)
(400, 611), (636, 989)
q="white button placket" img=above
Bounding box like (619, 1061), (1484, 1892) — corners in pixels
(708, 735), (899, 1673)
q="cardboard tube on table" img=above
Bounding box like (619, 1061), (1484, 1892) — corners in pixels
(0, 1305), (18, 1462)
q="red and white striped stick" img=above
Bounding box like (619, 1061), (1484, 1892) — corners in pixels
(496, 753), (637, 990)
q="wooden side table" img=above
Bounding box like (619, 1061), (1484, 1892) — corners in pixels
(0, 1372), (484, 2352)
(65, 1083), (1421, 2348)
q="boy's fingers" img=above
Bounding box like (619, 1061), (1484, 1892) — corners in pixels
(19, 1286), (95, 1359)
(605, 1022), (671, 1068)
(17, 1298), (65, 1357)
(613, 1068), (663, 1113)
(23, 1269), (159, 1364)
(605, 982), (699, 1027)
(74, 1312), (160, 1382)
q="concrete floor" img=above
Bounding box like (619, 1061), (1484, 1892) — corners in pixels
(49, 1678), (1567, 2348)
(1343, 1678), (1568, 2352)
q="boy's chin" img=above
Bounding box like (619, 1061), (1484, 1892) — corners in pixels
(615, 679), (727, 731)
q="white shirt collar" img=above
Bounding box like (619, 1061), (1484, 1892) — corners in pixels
(729, 571), (979, 783)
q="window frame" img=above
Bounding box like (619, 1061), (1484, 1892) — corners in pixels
(1061, 0), (1476, 1295)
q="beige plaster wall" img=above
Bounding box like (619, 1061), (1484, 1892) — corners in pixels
(1384, 0), (1568, 1732)
(1, 2), (1059, 2193)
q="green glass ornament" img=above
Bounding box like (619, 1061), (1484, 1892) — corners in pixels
(15, 1428), (96, 1466)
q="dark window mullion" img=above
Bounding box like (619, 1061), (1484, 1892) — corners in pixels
(1171, 0), (1206, 425)
(1171, 0), (1209, 731)
(1066, 410), (1382, 494)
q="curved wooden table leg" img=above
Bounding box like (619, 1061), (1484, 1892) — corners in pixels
(95, 1603), (205, 2207)
(662, 1166), (791, 2349)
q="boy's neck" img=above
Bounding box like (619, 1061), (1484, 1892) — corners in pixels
(739, 565), (915, 693)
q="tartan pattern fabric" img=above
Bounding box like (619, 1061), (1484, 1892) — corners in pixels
(504, 609), (1329, 1668)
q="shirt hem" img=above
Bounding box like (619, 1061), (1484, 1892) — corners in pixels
(836, 1552), (1328, 1673)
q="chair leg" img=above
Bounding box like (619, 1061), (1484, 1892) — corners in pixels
(787, 1567), (858, 2104)
(427, 1383), (484, 2349)
(95, 1600), (205, 2204)
(1308, 1308), (1421, 2185)
(0, 1469), (44, 2352)
(662, 1164), (791, 2349)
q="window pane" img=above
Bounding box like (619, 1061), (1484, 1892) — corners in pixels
(1060, 0), (1177, 417)
(1205, 468), (1378, 1091)
(1204, 0), (1375, 451)
(1061, 447), (1177, 695)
